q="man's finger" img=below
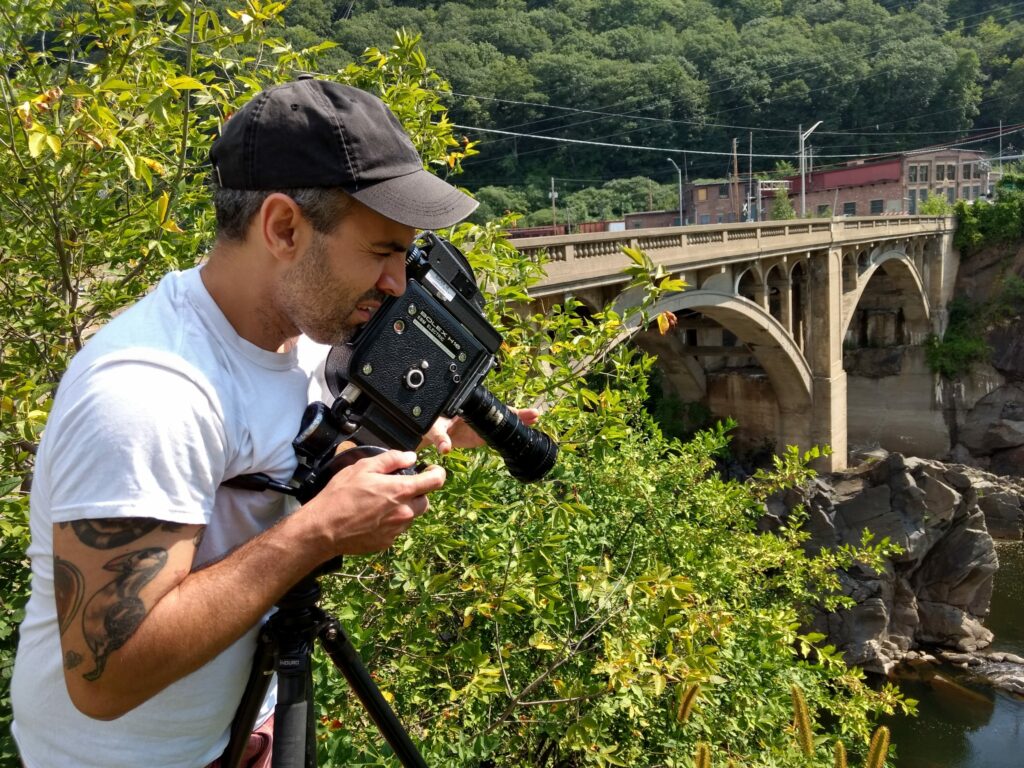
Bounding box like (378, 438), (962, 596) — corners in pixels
(359, 449), (418, 474)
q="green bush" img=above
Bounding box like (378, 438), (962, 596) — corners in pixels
(953, 174), (1024, 256)
(926, 276), (1024, 378)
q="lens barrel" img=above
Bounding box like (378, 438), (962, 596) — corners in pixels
(458, 386), (558, 483)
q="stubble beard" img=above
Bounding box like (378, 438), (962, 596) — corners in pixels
(281, 232), (386, 347)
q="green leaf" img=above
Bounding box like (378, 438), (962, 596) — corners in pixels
(165, 75), (207, 91)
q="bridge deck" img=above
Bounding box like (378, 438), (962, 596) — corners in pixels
(514, 216), (955, 295)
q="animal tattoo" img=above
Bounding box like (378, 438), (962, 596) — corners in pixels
(80, 547), (168, 681)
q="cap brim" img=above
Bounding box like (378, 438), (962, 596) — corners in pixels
(349, 169), (478, 230)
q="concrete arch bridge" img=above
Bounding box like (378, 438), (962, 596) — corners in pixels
(515, 217), (959, 471)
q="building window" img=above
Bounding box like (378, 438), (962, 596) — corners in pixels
(974, 185), (981, 199)
(697, 188), (707, 202)
(920, 188), (928, 202)
(947, 164), (956, 180)
(908, 165), (918, 182)
(909, 189), (917, 214)
(963, 164), (973, 181)
(699, 214), (711, 224)
(817, 204), (830, 216)
(718, 184), (730, 199)
(963, 187), (971, 200)
(936, 165), (945, 181)
(947, 187), (956, 204)
(843, 201), (857, 216)
(919, 164), (929, 182)
(870, 199), (884, 214)
(717, 214), (724, 223)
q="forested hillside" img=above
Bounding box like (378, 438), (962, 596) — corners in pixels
(274, 0), (1024, 219)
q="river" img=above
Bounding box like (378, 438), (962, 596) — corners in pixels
(886, 540), (1024, 768)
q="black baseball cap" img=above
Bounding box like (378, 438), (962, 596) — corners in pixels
(209, 77), (478, 230)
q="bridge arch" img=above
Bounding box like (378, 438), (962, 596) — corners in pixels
(841, 248), (931, 344)
(614, 288), (812, 419)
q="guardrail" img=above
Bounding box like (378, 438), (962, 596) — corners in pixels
(515, 216), (955, 294)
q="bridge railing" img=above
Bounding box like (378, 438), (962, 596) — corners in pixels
(513, 216), (954, 294)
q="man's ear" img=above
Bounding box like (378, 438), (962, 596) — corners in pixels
(258, 193), (312, 263)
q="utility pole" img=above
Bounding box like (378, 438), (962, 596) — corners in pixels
(667, 157), (683, 225)
(799, 121), (823, 218)
(731, 137), (741, 222)
(747, 132), (754, 221)
(549, 177), (558, 228)
(1000, 120), (1004, 172)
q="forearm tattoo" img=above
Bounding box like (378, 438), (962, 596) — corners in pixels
(62, 518), (184, 549)
(77, 547), (168, 681)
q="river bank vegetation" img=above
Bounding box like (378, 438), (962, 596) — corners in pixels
(0, 2), (917, 766)
(926, 175), (1024, 378)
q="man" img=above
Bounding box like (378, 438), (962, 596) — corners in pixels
(11, 77), (524, 767)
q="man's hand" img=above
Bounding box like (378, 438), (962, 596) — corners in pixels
(303, 449), (446, 556)
(421, 408), (541, 454)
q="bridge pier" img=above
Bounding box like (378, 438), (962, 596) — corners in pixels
(807, 248), (848, 471)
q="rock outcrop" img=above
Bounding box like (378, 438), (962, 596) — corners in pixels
(941, 240), (1024, 475)
(772, 452), (1017, 673)
(953, 383), (1024, 477)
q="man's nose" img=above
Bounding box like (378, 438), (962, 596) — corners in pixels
(377, 252), (406, 297)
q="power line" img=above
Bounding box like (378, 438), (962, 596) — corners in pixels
(453, 121), (1019, 167)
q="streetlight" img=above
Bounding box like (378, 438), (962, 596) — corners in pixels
(667, 157), (683, 225)
(798, 121), (822, 217)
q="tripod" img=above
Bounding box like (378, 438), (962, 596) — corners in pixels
(221, 559), (429, 768)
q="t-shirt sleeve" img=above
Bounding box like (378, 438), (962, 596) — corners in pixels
(45, 358), (227, 526)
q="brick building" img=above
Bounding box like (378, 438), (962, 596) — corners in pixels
(768, 148), (999, 219)
(682, 180), (747, 225)
(680, 148), (1000, 224)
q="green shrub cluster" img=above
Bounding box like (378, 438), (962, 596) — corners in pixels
(953, 174), (1024, 256)
(925, 275), (1024, 378)
(1, 3), (913, 766)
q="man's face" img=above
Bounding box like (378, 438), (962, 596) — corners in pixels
(277, 201), (416, 346)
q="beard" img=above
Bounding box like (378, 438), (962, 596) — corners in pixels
(277, 232), (387, 347)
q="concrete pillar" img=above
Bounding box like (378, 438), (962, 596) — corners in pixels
(927, 232), (958, 337)
(806, 248), (848, 471)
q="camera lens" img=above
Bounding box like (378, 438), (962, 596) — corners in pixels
(459, 386), (558, 482)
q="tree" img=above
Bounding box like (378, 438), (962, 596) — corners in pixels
(918, 191), (954, 215)
(771, 187), (798, 220)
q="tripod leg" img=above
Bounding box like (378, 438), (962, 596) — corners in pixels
(223, 625), (277, 768)
(318, 618), (429, 768)
(272, 660), (317, 768)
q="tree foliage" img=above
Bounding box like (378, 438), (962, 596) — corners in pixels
(281, 0), (1011, 222)
(771, 188), (797, 221)
(0, 3), (914, 767)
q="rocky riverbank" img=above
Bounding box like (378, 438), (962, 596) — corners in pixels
(770, 450), (1024, 696)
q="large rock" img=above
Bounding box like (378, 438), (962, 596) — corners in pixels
(945, 465), (1024, 540)
(783, 452), (1002, 672)
(988, 319), (1024, 382)
(958, 384), (1024, 454)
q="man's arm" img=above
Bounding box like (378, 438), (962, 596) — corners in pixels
(57, 449), (445, 720)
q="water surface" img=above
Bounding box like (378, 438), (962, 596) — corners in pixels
(887, 540), (1024, 768)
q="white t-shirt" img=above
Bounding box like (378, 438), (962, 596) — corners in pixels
(12, 267), (329, 768)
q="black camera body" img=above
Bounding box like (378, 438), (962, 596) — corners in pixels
(286, 233), (557, 501)
(330, 234), (502, 450)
